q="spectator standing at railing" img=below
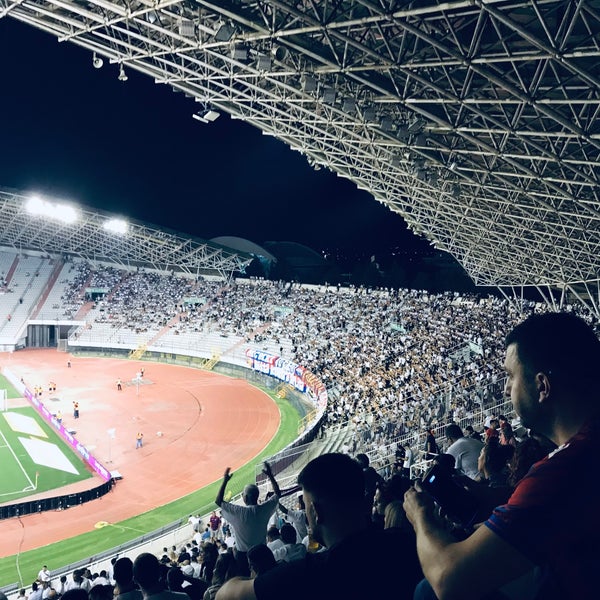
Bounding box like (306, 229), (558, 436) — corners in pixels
(404, 312), (600, 600)
(278, 494), (308, 542)
(215, 453), (422, 600)
(216, 462), (281, 577)
(402, 443), (415, 478)
(445, 424), (483, 481)
(423, 428), (439, 460)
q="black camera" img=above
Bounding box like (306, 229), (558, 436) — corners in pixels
(420, 463), (480, 528)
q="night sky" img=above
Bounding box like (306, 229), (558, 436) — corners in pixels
(0, 18), (430, 257)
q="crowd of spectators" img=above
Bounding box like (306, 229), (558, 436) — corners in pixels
(52, 263), (595, 456)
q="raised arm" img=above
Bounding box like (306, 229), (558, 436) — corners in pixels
(215, 467), (232, 507)
(262, 461), (281, 498)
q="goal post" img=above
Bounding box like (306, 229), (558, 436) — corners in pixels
(57, 339), (68, 352)
(0, 389), (7, 412)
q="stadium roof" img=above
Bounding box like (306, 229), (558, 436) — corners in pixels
(0, 189), (252, 275)
(1, 1), (600, 297)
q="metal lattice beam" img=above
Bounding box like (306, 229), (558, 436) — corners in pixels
(1, 0), (599, 287)
(0, 189), (252, 275)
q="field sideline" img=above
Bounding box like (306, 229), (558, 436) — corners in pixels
(0, 406), (92, 503)
(0, 356), (300, 588)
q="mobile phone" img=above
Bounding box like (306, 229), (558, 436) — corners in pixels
(420, 463), (480, 527)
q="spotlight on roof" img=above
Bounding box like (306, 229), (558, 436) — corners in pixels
(103, 218), (128, 235)
(342, 98), (356, 113)
(301, 74), (317, 93)
(322, 87), (336, 105)
(92, 53), (103, 69)
(232, 46), (249, 61)
(271, 45), (287, 61)
(26, 195), (79, 224)
(214, 23), (235, 42)
(256, 54), (272, 71)
(118, 64), (128, 82)
(193, 108), (221, 124)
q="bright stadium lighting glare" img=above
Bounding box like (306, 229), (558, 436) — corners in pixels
(103, 218), (128, 235)
(25, 195), (79, 224)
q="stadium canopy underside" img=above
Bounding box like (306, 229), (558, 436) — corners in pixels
(1, 0), (600, 312)
(0, 189), (252, 276)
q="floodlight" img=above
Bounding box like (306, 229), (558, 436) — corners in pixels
(363, 107), (377, 122)
(271, 45), (287, 61)
(193, 109), (221, 124)
(380, 116), (394, 132)
(215, 23), (235, 42)
(322, 87), (336, 105)
(302, 75), (317, 92)
(103, 218), (128, 235)
(408, 117), (425, 133)
(256, 54), (272, 71)
(118, 65), (128, 82)
(232, 46), (249, 60)
(25, 195), (78, 224)
(342, 98), (356, 113)
(179, 19), (195, 38)
(92, 53), (103, 69)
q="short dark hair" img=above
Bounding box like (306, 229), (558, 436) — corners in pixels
(506, 313), (600, 391)
(62, 591), (88, 600)
(355, 453), (369, 468)
(445, 424), (463, 440)
(298, 453), (364, 506)
(247, 544), (277, 576)
(133, 553), (161, 590)
(113, 557), (134, 587)
(280, 523), (297, 544)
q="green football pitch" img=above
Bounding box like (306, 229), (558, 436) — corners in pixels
(0, 406), (93, 504)
(0, 372), (22, 401)
(0, 381), (299, 587)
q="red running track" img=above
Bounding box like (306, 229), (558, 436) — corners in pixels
(0, 349), (280, 557)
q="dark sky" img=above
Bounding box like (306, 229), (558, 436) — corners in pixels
(0, 18), (429, 255)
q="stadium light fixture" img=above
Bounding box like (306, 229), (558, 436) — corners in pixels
(193, 108), (221, 124)
(103, 218), (128, 235)
(26, 195), (79, 224)
(118, 65), (128, 82)
(92, 53), (103, 69)
(214, 23), (235, 42)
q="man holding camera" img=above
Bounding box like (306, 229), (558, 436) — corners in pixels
(404, 312), (600, 599)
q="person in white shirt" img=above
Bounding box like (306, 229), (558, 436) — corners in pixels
(37, 567), (51, 584)
(265, 527), (284, 554)
(445, 423), (484, 480)
(90, 571), (110, 587)
(271, 524), (307, 563)
(28, 583), (42, 600)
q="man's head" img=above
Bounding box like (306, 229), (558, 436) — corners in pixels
(280, 523), (297, 545)
(242, 484), (260, 506)
(355, 453), (370, 469)
(445, 423), (463, 443)
(298, 453), (366, 547)
(505, 313), (600, 434)
(133, 553), (162, 593)
(113, 557), (134, 588)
